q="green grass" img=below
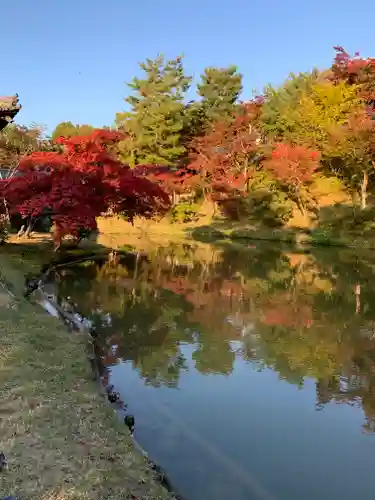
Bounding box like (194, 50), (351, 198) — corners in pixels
(0, 249), (171, 500)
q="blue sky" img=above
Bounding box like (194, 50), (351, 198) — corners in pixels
(3, 0), (375, 133)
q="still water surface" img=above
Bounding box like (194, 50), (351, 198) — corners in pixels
(45, 242), (375, 499)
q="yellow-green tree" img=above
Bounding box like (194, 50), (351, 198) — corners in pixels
(51, 121), (94, 141)
(287, 81), (362, 148)
(262, 79), (361, 150)
(261, 70), (321, 140)
(0, 124), (43, 171)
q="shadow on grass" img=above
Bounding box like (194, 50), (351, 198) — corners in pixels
(2, 233), (112, 278)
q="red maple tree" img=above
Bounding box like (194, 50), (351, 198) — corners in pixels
(0, 129), (170, 249)
(132, 164), (197, 203)
(331, 46), (375, 107)
(188, 101), (262, 200)
(261, 295), (313, 329)
(262, 143), (320, 214)
(326, 109), (375, 209)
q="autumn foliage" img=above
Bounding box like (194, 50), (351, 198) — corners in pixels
(5, 45), (375, 241)
(331, 46), (375, 106)
(0, 130), (170, 247)
(263, 143), (320, 186)
(132, 164), (196, 196)
(188, 101), (261, 199)
(262, 143), (319, 213)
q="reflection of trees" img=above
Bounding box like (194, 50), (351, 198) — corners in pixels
(112, 289), (191, 388)
(53, 243), (375, 431)
(193, 341), (235, 375)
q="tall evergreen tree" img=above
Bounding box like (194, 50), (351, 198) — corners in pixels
(182, 66), (243, 144)
(116, 55), (191, 166)
(197, 65), (243, 124)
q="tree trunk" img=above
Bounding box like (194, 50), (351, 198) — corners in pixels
(361, 170), (368, 210)
(134, 252), (140, 279)
(355, 284), (361, 314)
(297, 196), (305, 216)
(52, 227), (62, 252)
(25, 218), (33, 238)
(2, 198), (10, 226)
(17, 224), (26, 237)
(53, 241), (61, 252)
(295, 184), (305, 216)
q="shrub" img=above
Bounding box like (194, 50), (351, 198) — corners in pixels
(169, 202), (201, 223)
(318, 204), (375, 234)
(0, 225), (8, 244)
(246, 171), (294, 226)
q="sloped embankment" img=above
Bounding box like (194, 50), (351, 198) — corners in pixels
(0, 250), (172, 500)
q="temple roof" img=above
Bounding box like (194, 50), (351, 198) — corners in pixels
(0, 95), (21, 131)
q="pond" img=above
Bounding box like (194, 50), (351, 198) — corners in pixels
(43, 242), (375, 500)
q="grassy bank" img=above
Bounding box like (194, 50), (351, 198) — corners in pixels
(0, 249), (171, 500)
(8, 208), (375, 253)
(192, 225), (355, 248)
(96, 216), (374, 250)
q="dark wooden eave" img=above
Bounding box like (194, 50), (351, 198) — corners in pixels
(0, 95), (21, 131)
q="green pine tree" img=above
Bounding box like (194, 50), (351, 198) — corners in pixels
(116, 55), (191, 166)
(181, 66), (243, 143)
(197, 65), (243, 124)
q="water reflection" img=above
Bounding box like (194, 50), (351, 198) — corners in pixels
(44, 242), (375, 499)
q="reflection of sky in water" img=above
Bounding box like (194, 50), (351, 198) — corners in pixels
(111, 344), (375, 500)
